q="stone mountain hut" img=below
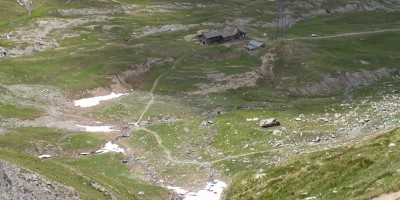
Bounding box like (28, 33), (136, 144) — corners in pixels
(198, 28), (246, 45)
(245, 40), (265, 51)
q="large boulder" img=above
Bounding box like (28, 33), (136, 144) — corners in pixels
(0, 47), (9, 57)
(259, 118), (281, 128)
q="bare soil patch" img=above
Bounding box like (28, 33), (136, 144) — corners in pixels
(190, 71), (260, 95)
(372, 191), (400, 200)
(190, 52), (276, 95)
(134, 24), (198, 38)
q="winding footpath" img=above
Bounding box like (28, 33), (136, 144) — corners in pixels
(135, 53), (188, 125)
(288, 28), (400, 41)
(141, 127), (207, 166)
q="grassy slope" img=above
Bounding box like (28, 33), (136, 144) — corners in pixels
(0, 127), (105, 155)
(0, 1), (26, 26)
(0, 0), (399, 199)
(223, 127), (400, 200)
(274, 32), (400, 86)
(0, 149), (109, 200)
(0, 127), (168, 199)
(289, 12), (400, 37)
(0, 102), (42, 119)
(0, 1), (398, 97)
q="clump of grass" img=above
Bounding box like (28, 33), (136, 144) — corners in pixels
(0, 127), (105, 155)
(0, 102), (43, 119)
(59, 133), (105, 153)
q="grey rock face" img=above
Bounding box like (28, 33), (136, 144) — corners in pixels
(0, 160), (80, 200)
(0, 47), (9, 57)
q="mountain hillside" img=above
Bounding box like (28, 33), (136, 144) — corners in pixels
(0, 0), (399, 199)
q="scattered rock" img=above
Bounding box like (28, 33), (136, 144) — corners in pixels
(334, 113), (342, 118)
(318, 118), (329, 122)
(272, 130), (282, 135)
(312, 137), (320, 143)
(294, 118), (302, 121)
(246, 118), (259, 122)
(389, 143), (396, 148)
(52, 39), (60, 47)
(255, 173), (266, 179)
(259, 118), (281, 128)
(360, 60), (370, 65)
(201, 120), (213, 126)
(0, 47), (10, 57)
(183, 127), (190, 132)
(138, 191), (144, 195)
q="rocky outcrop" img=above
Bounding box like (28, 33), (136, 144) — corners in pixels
(289, 68), (400, 96)
(0, 160), (80, 200)
(0, 47), (9, 57)
(259, 118), (281, 128)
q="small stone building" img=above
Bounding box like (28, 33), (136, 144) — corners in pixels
(198, 28), (246, 45)
(245, 40), (265, 51)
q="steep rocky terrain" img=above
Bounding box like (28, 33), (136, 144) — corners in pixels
(0, 161), (79, 200)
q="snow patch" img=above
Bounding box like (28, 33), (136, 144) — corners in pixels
(96, 141), (125, 154)
(38, 154), (52, 158)
(167, 186), (188, 195)
(76, 125), (119, 132)
(168, 180), (227, 200)
(74, 92), (128, 107)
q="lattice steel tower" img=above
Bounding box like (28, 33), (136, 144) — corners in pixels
(274, 0), (288, 41)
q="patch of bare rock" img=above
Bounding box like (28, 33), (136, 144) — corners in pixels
(0, 160), (80, 200)
(7, 16), (110, 56)
(289, 68), (400, 96)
